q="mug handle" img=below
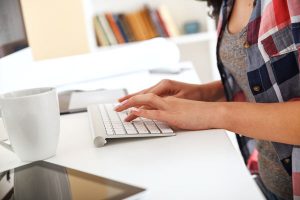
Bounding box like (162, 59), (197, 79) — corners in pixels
(0, 106), (13, 152)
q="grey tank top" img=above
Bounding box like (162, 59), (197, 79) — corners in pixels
(219, 25), (292, 200)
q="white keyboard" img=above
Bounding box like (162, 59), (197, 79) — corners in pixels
(87, 103), (175, 147)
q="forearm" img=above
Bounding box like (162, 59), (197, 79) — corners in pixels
(199, 80), (226, 102)
(212, 101), (300, 145)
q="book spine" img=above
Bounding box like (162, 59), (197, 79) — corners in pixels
(157, 5), (180, 37)
(136, 11), (149, 40)
(143, 6), (159, 38)
(98, 14), (117, 45)
(94, 16), (109, 46)
(118, 14), (135, 42)
(155, 9), (170, 37)
(113, 14), (129, 43)
(149, 8), (165, 37)
(105, 13), (125, 44)
(124, 13), (140, 41)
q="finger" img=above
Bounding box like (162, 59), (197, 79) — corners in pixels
(123, 105), (155, 122)
(124, 113), (138, 122)
(118, 80), (167, 102)
(173, 91), (185, 99)
(127, 108), (168, 122)
(118, 85), (159, 102)
(115, 93), (167, 112)
(118, 89), (147, 102)
(146, 86), (167, 97)
(144, 80), (176, 97)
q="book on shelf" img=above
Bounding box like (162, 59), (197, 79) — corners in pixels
(98, 14), (117, 45)
(93, 5), (180, 47)
(118, 14), (135, 42)
(113, 14), (129, 43)
(125, 12), (143, 41)
(154, 9), (169, 37)
(94, 16), (109, 46)
(105, 13), (125, 44)
(157, 5), (180, 37)
(142, 6), (159, 39)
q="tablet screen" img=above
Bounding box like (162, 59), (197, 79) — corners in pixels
(0, 161), (145, 200)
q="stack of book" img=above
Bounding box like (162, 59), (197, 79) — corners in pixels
(93, 5), (180, 47)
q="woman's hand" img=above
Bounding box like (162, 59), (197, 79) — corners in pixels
(115, 93), (220, 130)
(118, 79), (203, 102)
(118, 80), (225, 103)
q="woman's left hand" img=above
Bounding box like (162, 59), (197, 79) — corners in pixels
(114, 93), (219, 130)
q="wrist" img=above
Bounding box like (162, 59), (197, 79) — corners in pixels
(209, 102), (229, 129)
(199, 81), (225, 102)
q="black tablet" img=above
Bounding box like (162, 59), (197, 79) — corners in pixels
(0, 161), (145, 200)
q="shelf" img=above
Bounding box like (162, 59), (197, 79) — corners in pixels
(170, 32), (216, 45)
(92, 32), (217, 51)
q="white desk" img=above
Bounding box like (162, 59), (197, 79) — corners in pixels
(0, 112), (264, 199)
(52, 113), (265, 200)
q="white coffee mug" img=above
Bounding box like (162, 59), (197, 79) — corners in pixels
(0, 87), (60, 162)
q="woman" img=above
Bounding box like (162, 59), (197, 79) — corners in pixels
(115, 0), (300, 199)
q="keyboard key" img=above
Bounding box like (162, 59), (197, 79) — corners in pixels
(114, 128), (126, 135)
(144, 121), (161, 134)
(158, 127), (173, 133)
(106, 129), (115, 135)
(140, 117), (152, 122)
(133, 121), (149, 134)
(123, 125), (138, 134)
(155, 122), (173, 133)
(104, 123), (112, 129)
(118, 112), (128, 121)
(112, 124), (124, 130)
(126, 129), (138, 134)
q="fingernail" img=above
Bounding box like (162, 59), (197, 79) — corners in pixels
(114, 100), (128, 110)
(118, 97), (124, 102)
(124, 117), (130, 122)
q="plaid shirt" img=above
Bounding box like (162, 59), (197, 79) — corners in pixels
(216, 0), (300, 199)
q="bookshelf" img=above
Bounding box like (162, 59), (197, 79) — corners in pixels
(83, 0), (215, 48)
(169, 32), (214, 45)
(81, 0), (218, 82)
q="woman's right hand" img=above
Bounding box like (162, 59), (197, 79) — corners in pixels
(118, 79), (204, 102)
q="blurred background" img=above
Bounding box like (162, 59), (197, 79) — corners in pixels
(0, 0), (219, 84)
(0, 0), (28, 58)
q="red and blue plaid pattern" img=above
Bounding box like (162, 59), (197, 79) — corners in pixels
(216, 0), (300, 199)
